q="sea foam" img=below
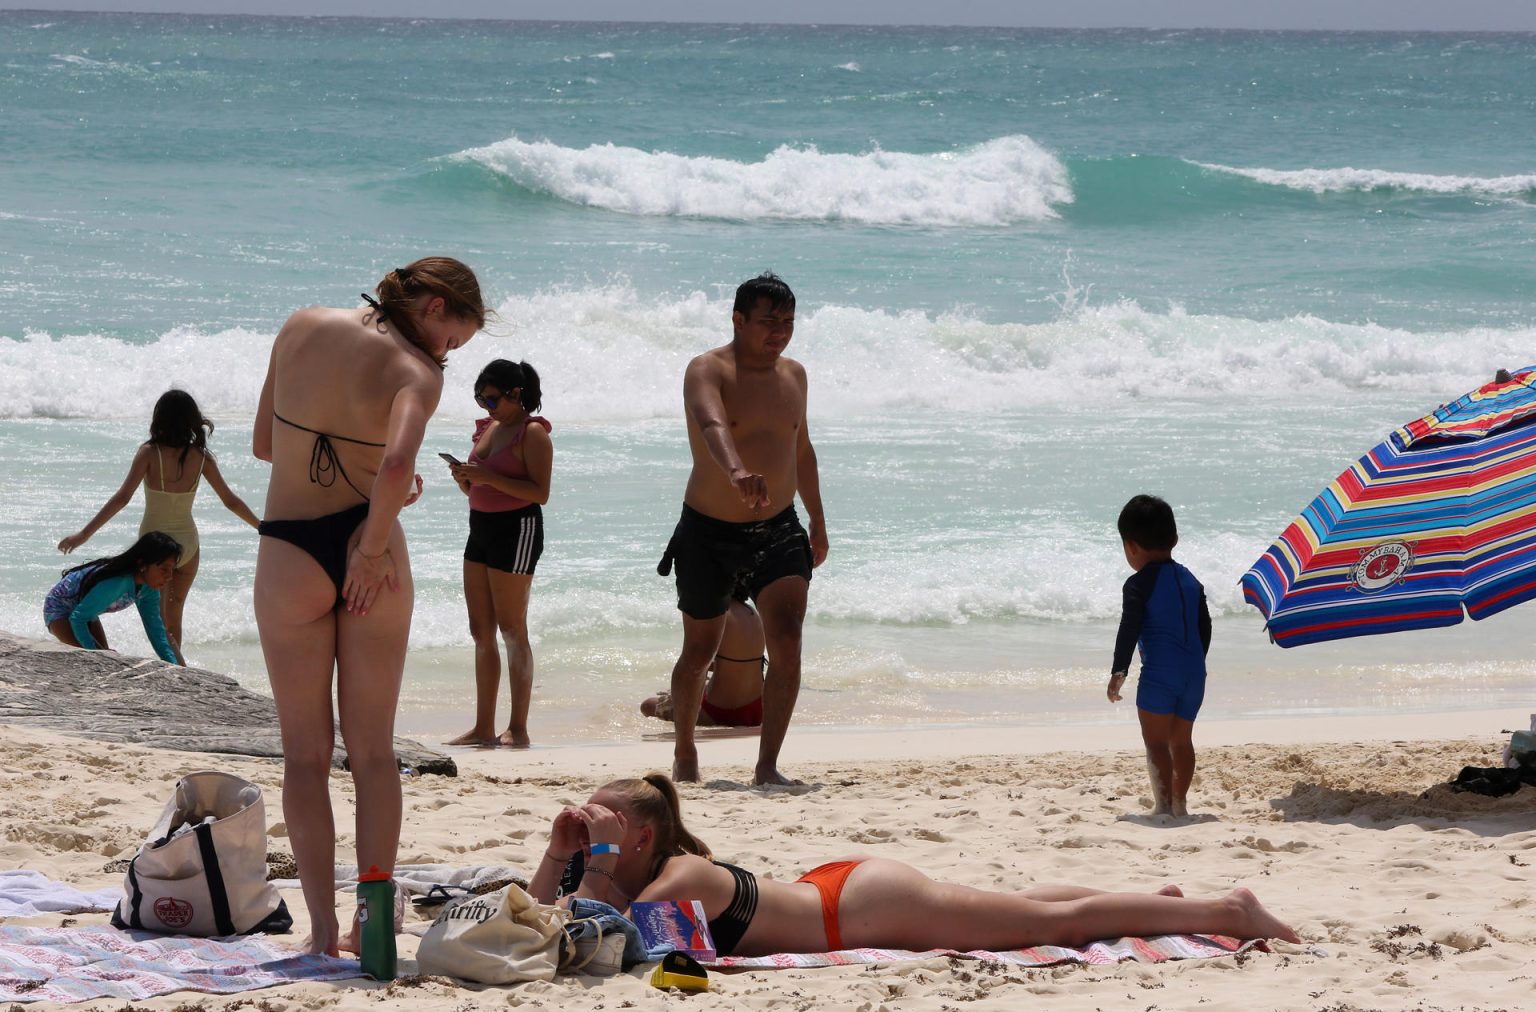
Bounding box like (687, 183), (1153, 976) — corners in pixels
(453, 134), (1072, 225)
(1197, 162), (1536, 199)
(4, 290), (1534, 422)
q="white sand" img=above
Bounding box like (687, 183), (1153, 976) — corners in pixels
(3, 708), (1534, 1010)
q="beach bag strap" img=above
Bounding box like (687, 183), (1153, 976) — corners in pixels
(120, 860), (145, 930)
(558, 919), (599, 975)
(193, 822), (236, 937)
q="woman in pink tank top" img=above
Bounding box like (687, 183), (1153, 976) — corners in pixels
(447, 359), (553, 748)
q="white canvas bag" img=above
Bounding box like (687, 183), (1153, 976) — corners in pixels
(112, 771), (291, 936)
(416, 883), (571, 984)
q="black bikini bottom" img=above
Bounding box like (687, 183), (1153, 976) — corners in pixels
(258, 502), (370, 609)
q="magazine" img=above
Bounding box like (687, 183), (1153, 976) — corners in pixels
(628, 899), (716, 961)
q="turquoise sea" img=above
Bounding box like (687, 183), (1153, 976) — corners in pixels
(2, 14), (1533, 744)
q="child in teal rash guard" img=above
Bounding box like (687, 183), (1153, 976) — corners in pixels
(43, 531), (184, 665)
(1107, 495), (1212, 818)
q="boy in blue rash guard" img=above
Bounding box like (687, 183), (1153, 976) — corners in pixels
(1107, 495), (1211, 817)
(43, 531), (184, 665)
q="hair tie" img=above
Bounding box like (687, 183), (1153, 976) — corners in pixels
(395, 266), (413, 282)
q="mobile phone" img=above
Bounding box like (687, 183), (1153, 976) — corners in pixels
(438, 452), (462, 466)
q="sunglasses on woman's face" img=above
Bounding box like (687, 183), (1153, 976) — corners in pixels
(475, 391), (503, 411)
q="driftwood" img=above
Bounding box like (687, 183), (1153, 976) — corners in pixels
(0, 632), (456, 776)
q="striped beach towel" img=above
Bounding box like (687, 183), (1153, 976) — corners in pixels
(0, 925), (364, 1004)
(705, 932), (1261, 969)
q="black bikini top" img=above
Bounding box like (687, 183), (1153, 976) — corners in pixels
(707, 861), (759, 956)
(272, 412), (384, 503)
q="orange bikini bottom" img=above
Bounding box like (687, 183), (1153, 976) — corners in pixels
(795, 860), (863, 951)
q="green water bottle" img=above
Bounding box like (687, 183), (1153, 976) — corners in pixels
(357, 865), (397, 980)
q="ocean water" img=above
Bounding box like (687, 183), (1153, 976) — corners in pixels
(2, 15), (1533, 745)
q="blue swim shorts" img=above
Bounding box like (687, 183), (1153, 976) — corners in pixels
(1136, 669), (1205, 722)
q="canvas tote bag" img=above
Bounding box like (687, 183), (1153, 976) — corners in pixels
(416, 883), (571, 984)
(112, 771), (291, 936)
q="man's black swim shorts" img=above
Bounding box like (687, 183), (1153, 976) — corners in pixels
(657, 503), (813, 619)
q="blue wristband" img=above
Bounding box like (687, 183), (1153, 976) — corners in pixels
(588, 842), (620, 857)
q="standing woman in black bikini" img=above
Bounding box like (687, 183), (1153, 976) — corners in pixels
(253, 258), (485, 956)
(530, 774), (1299, 957)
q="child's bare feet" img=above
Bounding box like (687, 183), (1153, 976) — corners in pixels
(499, 728), (531, 748)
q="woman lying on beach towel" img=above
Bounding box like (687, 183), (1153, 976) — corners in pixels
(529, 773), (1299, 957)
(44, 531), (183, 665)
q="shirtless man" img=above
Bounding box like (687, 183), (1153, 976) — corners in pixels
(657, 273), (828, 785)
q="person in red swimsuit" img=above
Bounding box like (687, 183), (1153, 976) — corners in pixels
(447, 359), (553, 749)
(642, 593), (765, 728)
(528, 774), (1300, 958)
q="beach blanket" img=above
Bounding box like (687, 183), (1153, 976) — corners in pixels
(0, 871), (119, 918)
(704, 933), (1261, 970)
(0, 925), (364, 1004)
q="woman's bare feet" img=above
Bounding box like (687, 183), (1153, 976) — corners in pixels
(303, 916), (342, 957)
(446, 727), (499, 747)
(1229, 888), (1300, 943)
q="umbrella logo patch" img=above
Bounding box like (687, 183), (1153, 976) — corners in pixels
(1351, 541), (1415, 593)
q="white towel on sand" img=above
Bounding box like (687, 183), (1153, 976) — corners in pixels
(0, 870), (120, 918)
(270, 863), (524, 896)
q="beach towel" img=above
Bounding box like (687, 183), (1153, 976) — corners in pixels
(704, 932), (1263, 970)
(0, 925), (364, 1004)
(0, 871), (119, 918)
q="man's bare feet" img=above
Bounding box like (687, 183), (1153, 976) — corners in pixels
(1229, 888), (1300, 943)
(446, 728), (499, 747)
(673, 750), (700, 783)
(753, 763), (804, 787)
(499, 728), (531, 749)
(1156, 884), (1184, 897)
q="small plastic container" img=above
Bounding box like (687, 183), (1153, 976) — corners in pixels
(357, 865), (397, 980)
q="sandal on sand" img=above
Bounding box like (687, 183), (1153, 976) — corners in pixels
(412, 884), (471, 909)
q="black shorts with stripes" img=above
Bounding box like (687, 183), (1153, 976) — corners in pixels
(464, 504), (544, 575)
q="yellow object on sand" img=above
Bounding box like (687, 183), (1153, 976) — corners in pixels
(649, 952), (710, 991)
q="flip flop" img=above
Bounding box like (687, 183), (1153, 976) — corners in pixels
(411, 883), (470, 909)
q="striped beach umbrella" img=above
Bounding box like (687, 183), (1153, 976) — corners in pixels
(1242, 367), (1536, 647)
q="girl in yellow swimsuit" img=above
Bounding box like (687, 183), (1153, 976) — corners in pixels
(57, 389), (260, 652)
